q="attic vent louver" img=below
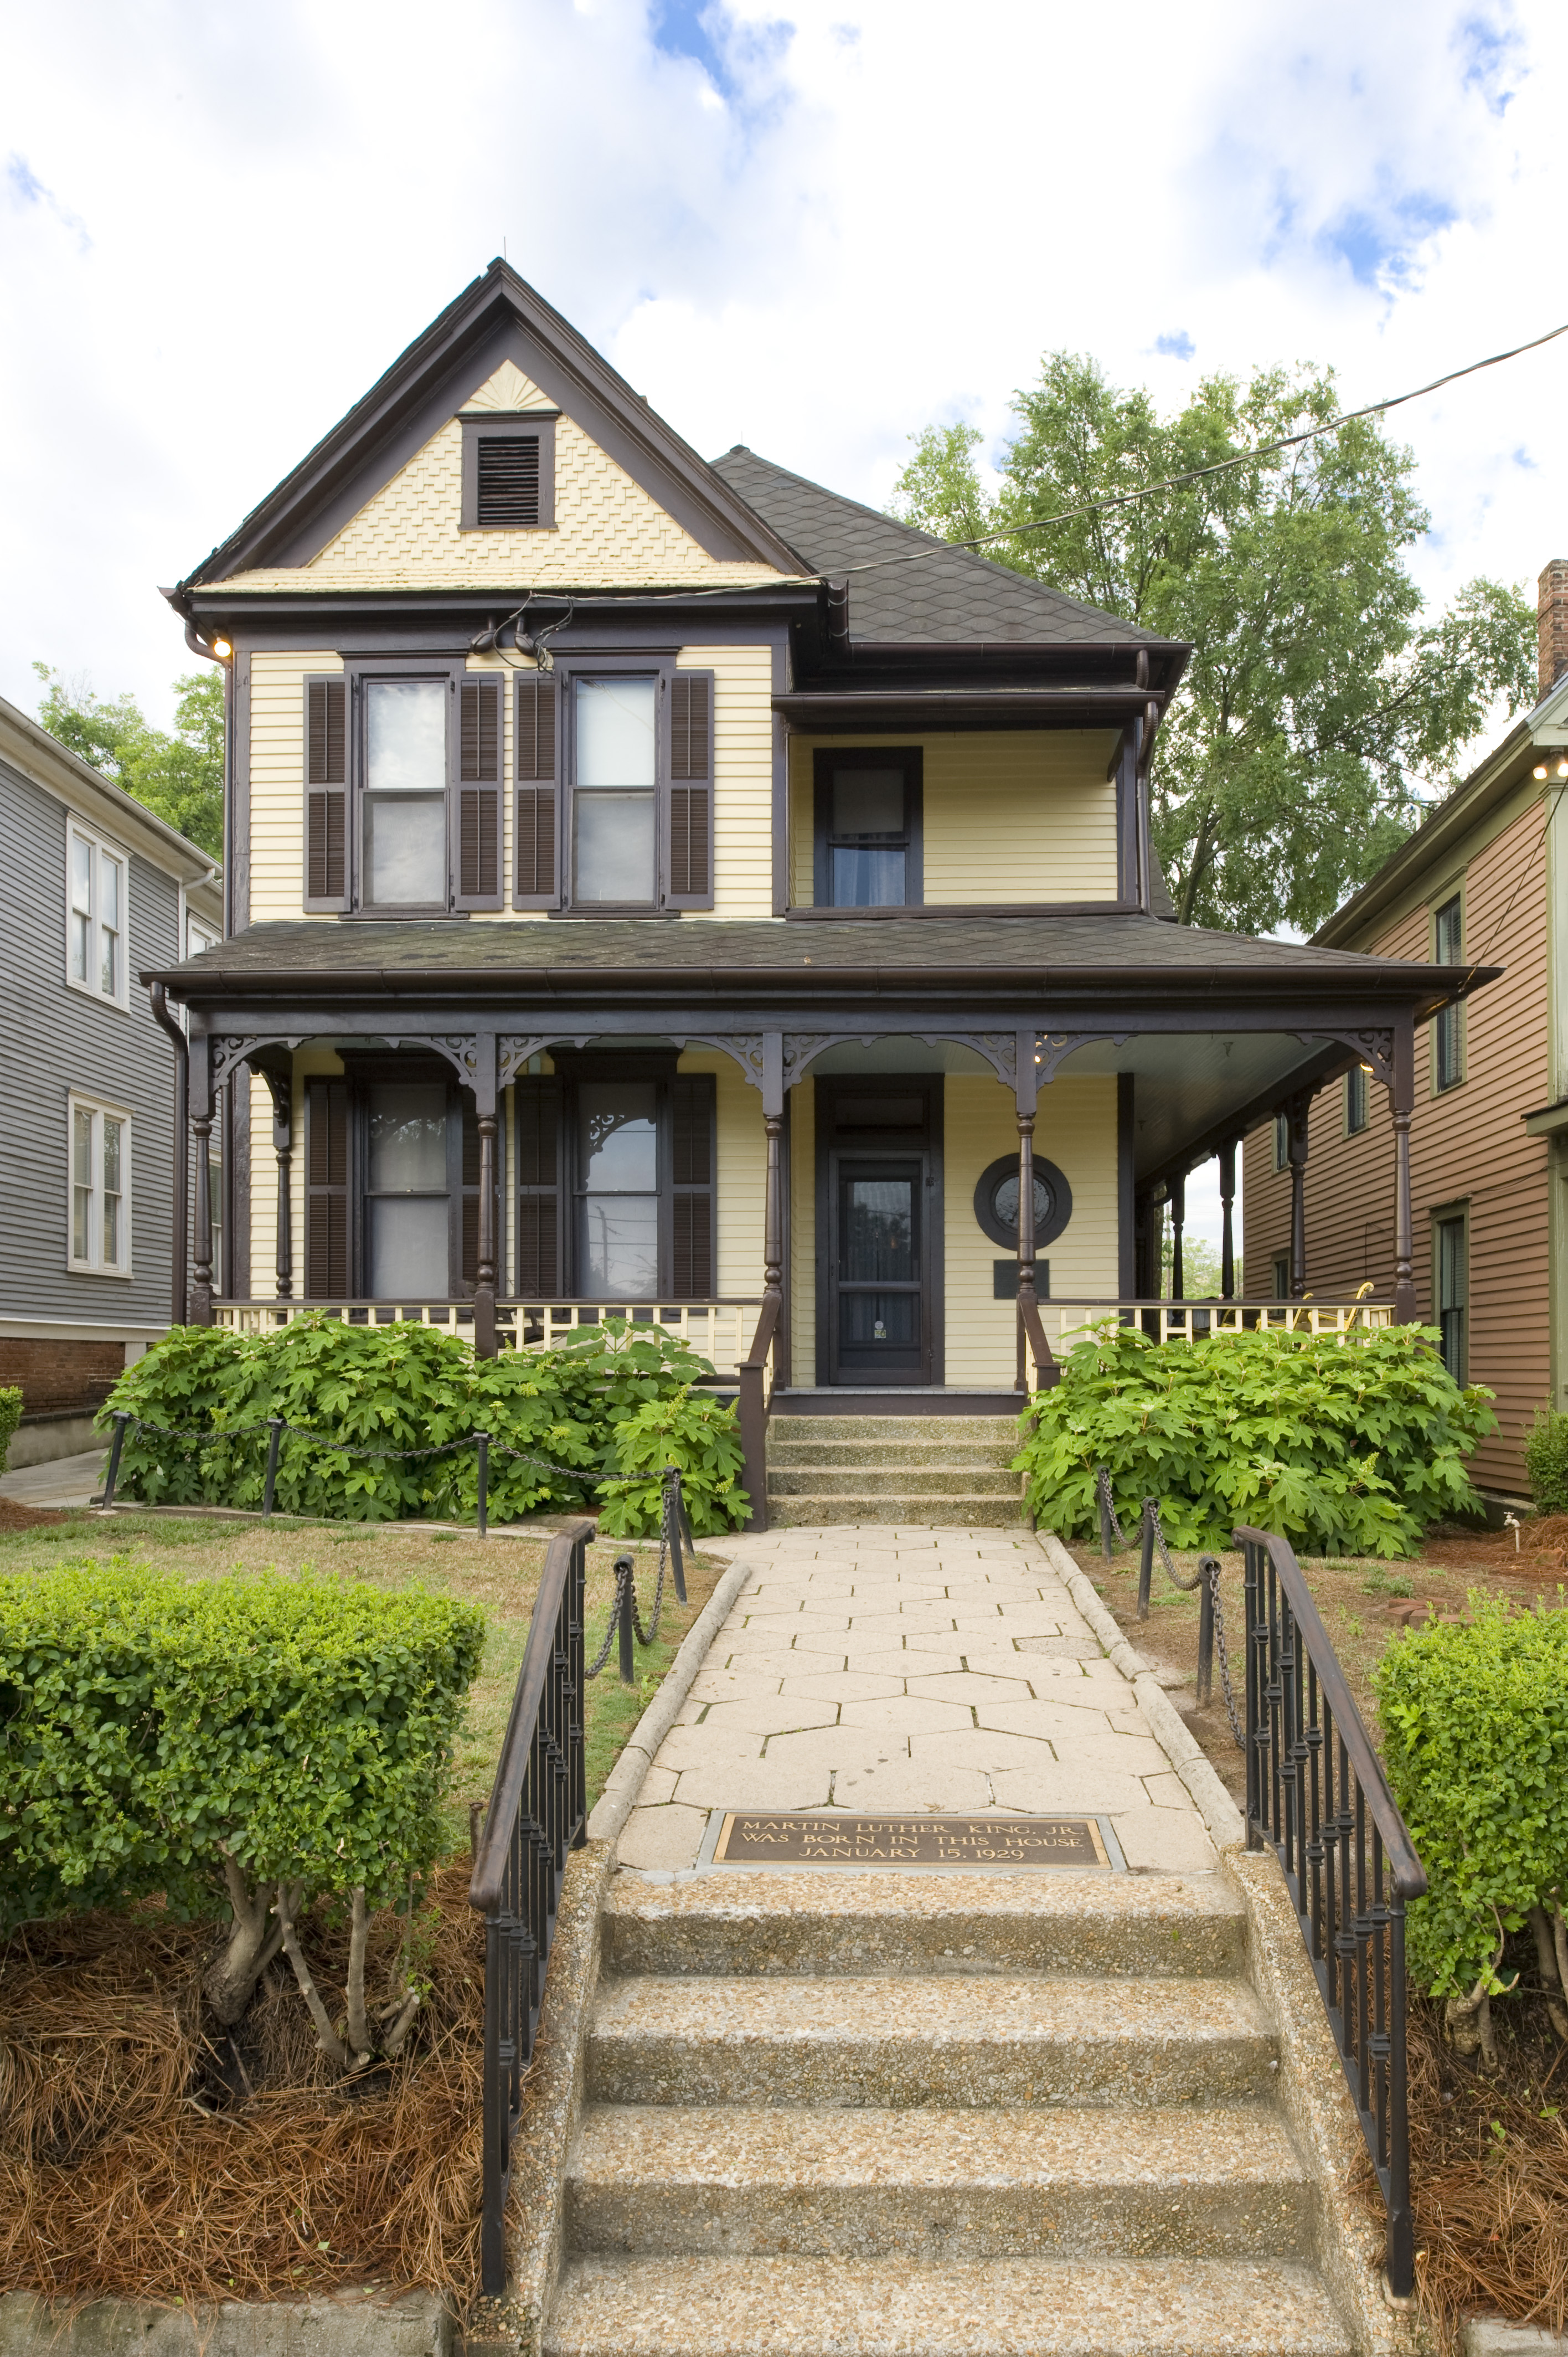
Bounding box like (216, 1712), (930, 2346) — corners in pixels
(476, 435), (540, 527)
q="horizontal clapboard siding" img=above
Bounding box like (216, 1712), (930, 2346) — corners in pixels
(1244, 793), (1550, 1494)
(679, 647), (772, 919)
(250, 650), (340, 922)
(0, 757), (184, 1327)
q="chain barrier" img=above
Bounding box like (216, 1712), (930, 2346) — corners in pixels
(583, 1470), (688, 1684)
(1094, 1466), (1242, 1751)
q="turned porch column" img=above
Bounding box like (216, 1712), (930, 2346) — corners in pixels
(266, 1074), (293, 1300)
(1390, 1015), (1417, 1324)
(738, 1033), (785, 1533)
(190, 1028), (214, 1326)
(1014, 1027), (1054, 1388)
(1168, 1171), (1186, 1301)
(472, 1033), (499, 1358)
(1218, 1139), (1237, 1300)
(1286, 1089), (1312, 1299)
(148, 983), (189, 1327)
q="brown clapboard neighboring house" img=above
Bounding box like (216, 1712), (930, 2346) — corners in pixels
(1243, 563), (1568, 1505)
(143, 260), (1484, 1526)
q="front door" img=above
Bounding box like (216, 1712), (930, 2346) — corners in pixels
(816, 1078), (942, 1386)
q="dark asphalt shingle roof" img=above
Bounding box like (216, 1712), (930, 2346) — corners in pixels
(710, 447), (1173, 651)
(150, 914), (1461, 990)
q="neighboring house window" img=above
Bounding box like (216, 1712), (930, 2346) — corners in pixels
(1433, 894), (1464, 1090)
(69, 1095), (131, 1275)
(1272, 1252), (1290, 1300)
(187, 914), (219, 958)
(67, 825), (128, 1006)
(460, 411), (558, 530)
(1273, 1113), (1289, 1172)
(1435, 1212), (1468, 1383)
(813, 748), (923, 907)
(513, 1069), (715, 1300)
(1345, 1063), (1370, 1135)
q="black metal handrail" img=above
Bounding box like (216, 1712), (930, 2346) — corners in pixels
(1237, 1524), (1426, 2299)
(468, 1516), (593, 2297)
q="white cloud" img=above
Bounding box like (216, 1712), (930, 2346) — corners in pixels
(1, 0), (1562, 732)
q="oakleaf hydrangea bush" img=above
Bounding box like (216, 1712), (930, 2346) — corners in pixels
(1376, 1596), (1568, 2001)
(1013, 1324), (1494, 1558)
(0, 1561), (484, 2062)
(98, 1314), (749, 1531)
(597, 1385), (747, 1538)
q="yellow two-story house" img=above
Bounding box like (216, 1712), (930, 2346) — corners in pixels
(149, 261), (1479, 1524)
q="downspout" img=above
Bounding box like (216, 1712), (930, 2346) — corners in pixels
(149, 982), (189, 1327)
(177, 605), (233, 1291)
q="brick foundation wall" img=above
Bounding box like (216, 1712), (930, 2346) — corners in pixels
(0, 1339), (127, 1417)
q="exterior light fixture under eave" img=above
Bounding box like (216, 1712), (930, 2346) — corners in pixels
(212, 637), (233, 660)
(1535, 759), (1568, 780)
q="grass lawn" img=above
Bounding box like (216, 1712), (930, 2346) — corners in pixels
(0, 1505), (731, 1844)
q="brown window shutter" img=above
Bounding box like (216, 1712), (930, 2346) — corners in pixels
(303, 678), (348, 910)
(515, 675), (559, 904)
(455, 678), (502, 909)
(666, 672), (714, 908)
(460, 1100), (482, 1290)
(670, 1074), (715, 1298)
(515, 1077), (564, 1295)
(305, 1077), (349, 1297)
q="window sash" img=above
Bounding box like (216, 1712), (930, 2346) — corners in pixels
(1345, 1064), (1370, 1135)
(68, 1099), (131, 1272)
(67, 830), (126, 1003)
(349, 671), (455, 913)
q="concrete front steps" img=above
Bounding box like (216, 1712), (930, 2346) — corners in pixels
(548, 1873), (1353, 2357)
(765, 1415), (1025, 1529)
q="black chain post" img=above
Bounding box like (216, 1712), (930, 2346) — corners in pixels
(262, 1417), (284, 1519)
(1137, 1500), (1156, 1619)
(663, 1464), (687, 1604)
(616, 1553), (636, 1684)
(1196, 1553), (1216, 1704)
(1099, 1474), (1115, 1561)
(475, 1431), (489, 1539)
(100, 1412), (129, 1511)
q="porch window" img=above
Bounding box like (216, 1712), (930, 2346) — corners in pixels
(1272, 1252), (1290, 1300)
(366, 1081), (451, 1296)
(1435, 1212), (1468, 1383)
(813, 748), (922, 907)
(303, 1067), (492, 1301)
(572, 677), (657, 904)
(66, 825), (127, 1007)
(514, 1070), (715, 1300)
(364, 680), (448, 908)
(68, 1094), (131, 1275)
(1433, 895), (1463, 1089)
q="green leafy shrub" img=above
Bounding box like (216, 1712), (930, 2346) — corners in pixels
(1523, 1406), (1568, 1517)
(0, 1383), (23, 1464)
(1376, 1594), (1568, 1996)
(1013, 1323), (1494, 1557)
(99, 1314), (749, 1529)
(0, 1559), (483, 2055)
(597, 1385), (750, 1536)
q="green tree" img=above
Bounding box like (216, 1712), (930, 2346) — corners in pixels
(889, 359), (1538, 934)
(34, 662), (225, 858)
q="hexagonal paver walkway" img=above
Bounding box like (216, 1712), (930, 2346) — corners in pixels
(617, 1524), (1217, 1876)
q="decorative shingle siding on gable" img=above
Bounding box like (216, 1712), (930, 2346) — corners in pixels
(214, 376), (791, 593)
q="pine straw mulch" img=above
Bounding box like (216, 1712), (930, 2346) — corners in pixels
(0, 1499), (65, 1532)
(1371, 1976), (1568, 2349)
(0, 1862), (487, 2318)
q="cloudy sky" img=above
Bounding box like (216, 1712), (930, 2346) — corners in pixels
(3, 0), (1562, 1242)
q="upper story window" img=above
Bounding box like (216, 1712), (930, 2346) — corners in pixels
(574, 677), (658, 905)
(67, 824), (128, 1006)
(302, 668), (504, 918)
(1433, 893), (1464, 1091)
(1345, 1063), (1370, 1135)
(187, 914), (220, 958)
(69, 1093), (131, 1275)
(460, 411), (558, 531)
(813, 749), (922, 907)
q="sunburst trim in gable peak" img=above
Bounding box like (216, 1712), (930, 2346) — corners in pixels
(208, 358), (792, 593)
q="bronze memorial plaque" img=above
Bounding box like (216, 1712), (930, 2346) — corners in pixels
(709, 1813), (1115, 1869)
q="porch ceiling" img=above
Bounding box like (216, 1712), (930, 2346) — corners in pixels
(1054, 1032), (1339, 1180)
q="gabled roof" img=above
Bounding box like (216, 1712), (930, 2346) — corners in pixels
(175, 261), (804, 594)
(711, 446), (1182, 657)
(0, 692), (223, 898)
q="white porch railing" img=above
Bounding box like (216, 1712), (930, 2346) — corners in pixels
(213, 1298), (764, 1380)
(1039, 1298), (1394, 1350)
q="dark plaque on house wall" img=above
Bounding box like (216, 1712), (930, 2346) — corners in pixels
(708, 1812), (1116, 1869)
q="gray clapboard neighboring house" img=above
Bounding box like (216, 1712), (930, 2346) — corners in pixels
(0, 692), (223, 1464)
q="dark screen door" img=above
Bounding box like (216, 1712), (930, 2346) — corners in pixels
(832, 1156), (926, 1382)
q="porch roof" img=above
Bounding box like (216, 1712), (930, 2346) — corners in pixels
(145, 913), (1488, 1022)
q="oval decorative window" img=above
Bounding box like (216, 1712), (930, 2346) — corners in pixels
(972, 1154), (1073, 1250)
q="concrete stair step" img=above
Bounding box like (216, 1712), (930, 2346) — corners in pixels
(587, 1974), (1276, 2109)
(766, 1466), (1023, 1499)
(568, 2102), (1313, 2261)
(767, 1418), (1019, 1444)
(766, 1439), (1020, 1468)
(545, 2255), (1351, 2355)
(602, 1869), (1249, 1983)
(765, 1496), (1024, 1528)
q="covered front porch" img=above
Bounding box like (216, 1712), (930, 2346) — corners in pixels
(145, 912), (1477, 1530)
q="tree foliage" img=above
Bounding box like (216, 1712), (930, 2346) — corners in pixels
(33, 661), (224, 857)
(889, 360), (1538, 934)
